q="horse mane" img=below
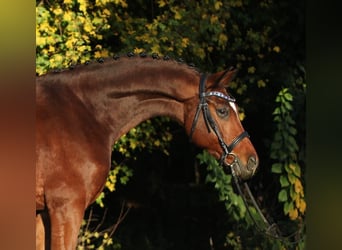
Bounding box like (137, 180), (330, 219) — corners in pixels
(42, 52), (201, 76)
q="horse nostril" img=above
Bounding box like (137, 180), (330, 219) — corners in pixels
(247, 156), (258, 172)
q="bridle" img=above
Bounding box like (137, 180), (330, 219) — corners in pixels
(189, 73), (305, 245)
(189, 73), (249, 167)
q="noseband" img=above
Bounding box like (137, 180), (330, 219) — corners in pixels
(189, 74), (249, 166)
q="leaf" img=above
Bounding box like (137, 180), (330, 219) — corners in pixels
(95, 192), (105, 207)
(270, 141), (281, 150)
(273, 115), (281, 122)
(285, 115), (296, 125)
(290, 189), (299, 202)
(284, 92), (293, 101)
(287, 136), (298, 151)
(288, 126), (297, 135)
(214, 1), (223, 10)
(278, 189), (288, 202)
(294, 178), (303, 194)
(283, 201), (293, 214)
(271, 163), (282, 173)
(280, 175), (290, 187)
(283, 100), (293, 111)
(272, 107), (280, 115)
(288, 208), (299, 220)
(291, 163), (301, 177)
(284, 163), (292, 173)
(298, 199), (306, 214)
(289, 185), (296, 199)
(288, 173), (296, 184)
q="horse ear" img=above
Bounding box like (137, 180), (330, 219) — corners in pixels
(209, 67), (238, 88)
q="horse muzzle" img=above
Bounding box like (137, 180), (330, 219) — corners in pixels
(225, 153), (259, 180)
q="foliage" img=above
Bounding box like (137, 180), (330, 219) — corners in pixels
(271, 88), (306, 221)
(197, 150), (246, 220)
(112, 118), (173, 158)
(36, 0), (305, 248)
(96, 117), (172, 207)
(36, 0), (122, 75)
(197, 150), (299, 249)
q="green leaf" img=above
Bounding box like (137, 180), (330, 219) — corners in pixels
(271, 163), (282, 173)
(288, 126), (297, 135)
(278, 189), (288, 202)
(270, 141), (281, 150)
(286, 116), (296, 125)
(284, 92), (293, 101)
(293, 164), (301, 177)
(95, 192), (105, 207)
(284, 201), (294, 215)
(280, 175), (290, 187)
(288, 173), (296, 184)
(272, 107), (280, 115)
(274, 131), (282, 141)
(287, 136), (298, 150)
(283, 101), (293, 111)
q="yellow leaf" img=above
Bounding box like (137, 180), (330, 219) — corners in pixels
(94, 51), (102, 58)
(298, 199), (306, 214)
(194, 47), (205, 59)
(77, 45), (88, 53)
(130, 140), (137, 150)
(151, 44), (161, 54)
(100, 50), (109, 58)
(134, 47), (144, 54)
(78, 0), (87, 13)
(214, 1), (223, 10)
(52, 7), (63, 16)
(181, 37), (189, 48)
(158, 0), (166, 7)
(65, 39), (75, 49)
(248, 66), (256, 74)
(294, 178), (303, 194)
(273, 46), (281, 53)
(36, 37), (46, 47)
(210, 15), (218, 24)
(218, 33), (228, 47)
(102, 8), (111, 16)
(174, 11), (181, 20)
(154, 140), (161, 147)
(289, 163), (296, 172)
(288, 208), (298, 220)
(84, 21), (94, 33)
(257, 79), (266, 88)
(63, 11), (74, 22)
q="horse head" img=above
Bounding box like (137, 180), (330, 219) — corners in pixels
(185, 68), (259, 180)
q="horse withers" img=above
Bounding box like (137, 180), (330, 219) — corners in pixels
(36, 56), (258, 249)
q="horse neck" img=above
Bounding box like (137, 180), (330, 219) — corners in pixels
(72, 58), (200, 142)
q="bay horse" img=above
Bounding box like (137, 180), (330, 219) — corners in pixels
(36, 55), (259, 249)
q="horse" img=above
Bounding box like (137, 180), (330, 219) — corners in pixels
(36, 54), (259, 249)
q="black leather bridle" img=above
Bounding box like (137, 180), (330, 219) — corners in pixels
(189, 73), (250, 167)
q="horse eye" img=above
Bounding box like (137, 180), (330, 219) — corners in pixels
(216, 107), (229, 118)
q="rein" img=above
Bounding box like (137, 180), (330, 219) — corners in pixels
(190, 74), (304, 245)
(230, 165), (305, 245)
(189, 74), (249, 166)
